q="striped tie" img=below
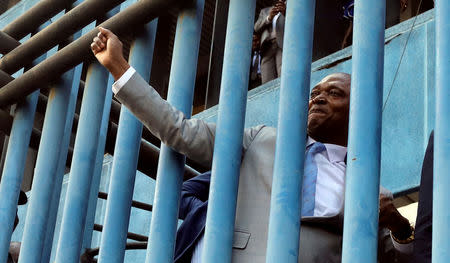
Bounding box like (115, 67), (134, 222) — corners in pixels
(301, 142), (326, 217)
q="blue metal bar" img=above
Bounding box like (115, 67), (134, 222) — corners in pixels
(265, 0), (316, 262)
(41, 23), (91, 263)
(54, 62), (111, 263)
(0, 76), (40, 262)
(19, 11), (85, 260)
(81, 5), (121, 251)
(19, 64), (79, 263)
(201, 0), (255, 262)
(98, 18), (158, 263)
(40, 63), (83, 263)
(82, 75), (114, 250)
(341, 0), (385, 262)
(433, 0), (450, 262)
(0, 33), (47, 263)
(145, 1), (204, 262)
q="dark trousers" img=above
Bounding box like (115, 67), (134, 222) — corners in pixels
(413, 131), (433, 262)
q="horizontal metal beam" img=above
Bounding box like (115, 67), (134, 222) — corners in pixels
(0, 0), (180, 107)
(93, 224), (148, 242)
(0, 0), (126, 75)
(2, 0), (76, 40)
(97, 191), (153, 212)
(0, 31), (20, 55)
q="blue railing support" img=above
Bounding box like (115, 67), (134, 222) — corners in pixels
(0, 32), (46, 263)
(433, 0), (450, 262)
(19, 15), (85, 262)
(82, 75), (114, 250)
(0, 75), (41, 262)
(98, 18), (158, 262)
(54, 62), (111, 263)
(201, 0), (256, 262)
(145, 1), (204, 262)
(82, 5), (121, 251)
(40, 63), (83, 263)
(265, 0), (316, 262)
(341, 0), (386, 262)
(19, 64), (79, 263)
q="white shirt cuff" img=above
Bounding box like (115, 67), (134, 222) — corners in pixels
(112, 66), (136, 94)
(390, 233), (414, 254)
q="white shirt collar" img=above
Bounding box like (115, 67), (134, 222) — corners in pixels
(306, 136), (347, 163)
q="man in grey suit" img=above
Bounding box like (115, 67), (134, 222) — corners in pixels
(254, 1), (286, 84)
(91, 27), (413, 262)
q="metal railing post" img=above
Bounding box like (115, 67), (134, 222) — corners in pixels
(81, 4), (121, 252)
(265, 0), (316, 262)
(341, 0), (386, 262)
(201, 0), (255, 262)
(40, 62), (83, 263)
(54, 61), (111, 263)
(82, 75), (114, 251)
(98, 14), (158, 263)
(0, 33), (46, 263)
(145, 1), (204, 262)
(19, 4), (86, 258)
(433, 0), (450, 261)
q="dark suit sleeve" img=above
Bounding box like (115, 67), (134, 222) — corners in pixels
(179, 172), (211, 220)
(413, 131), (433, 262)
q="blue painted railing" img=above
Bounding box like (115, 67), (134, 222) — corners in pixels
(433, 0), (450, 262)
(341, 0), (386, 262)
(145, 1), (204, 262)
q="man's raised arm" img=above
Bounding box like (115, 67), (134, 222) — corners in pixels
(91, 27), (217, 166)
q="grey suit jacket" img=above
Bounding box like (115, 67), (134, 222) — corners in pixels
(115, 72), (395, 262)
(254, 7), (285, 50)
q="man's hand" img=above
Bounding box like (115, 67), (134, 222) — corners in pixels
(275, 1), (286, 16)
(90, 27), (130, 81)
(379, 194), (412, 240)
(268, 6), (279, 21)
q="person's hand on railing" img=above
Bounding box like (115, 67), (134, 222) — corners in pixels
(379, 194), (414, 242)
(91, 27), (130, 81)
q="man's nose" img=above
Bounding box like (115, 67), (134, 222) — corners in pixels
(311, 95), (326, 104)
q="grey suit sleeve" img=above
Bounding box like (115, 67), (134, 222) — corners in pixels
(254, 8), (271, 34)
(114, 71), (262, 167)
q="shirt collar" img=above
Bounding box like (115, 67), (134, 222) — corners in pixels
(306, 136), (347, 163)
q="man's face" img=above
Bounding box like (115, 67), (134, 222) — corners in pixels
(307, 73), (351, 144)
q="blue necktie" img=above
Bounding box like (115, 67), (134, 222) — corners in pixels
(301, 142), (326, 216)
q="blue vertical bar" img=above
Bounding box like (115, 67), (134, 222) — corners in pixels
(433, 0), (450, 262)
(201, 0), (255, 262)
(81, 5), (121, 251)
(341, 0), (385, 262)
(0, 34), (47, 263)
(41, 25), (91, 263)
(54, 60), (110, 262)
(19, 66), (78, 263)
(265, 0), (315, 262)
(98, 18), (158, 263)
(145, 1), (204, 262)
(40, 64), (83, 263)
(82, 75), (113, 250)
(19, 14), (85, 262)
(0, 87), (39, 262)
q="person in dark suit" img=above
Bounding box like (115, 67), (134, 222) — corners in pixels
(254, 0), (286, 84)
(412, 131), (433, 262)
(174, 172), (211, 263)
